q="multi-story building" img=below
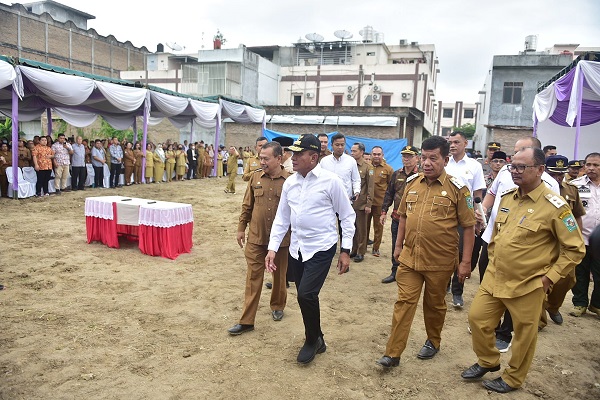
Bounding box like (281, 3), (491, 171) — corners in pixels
(436, 101), (478, 137)
(474, 37), (581, 154)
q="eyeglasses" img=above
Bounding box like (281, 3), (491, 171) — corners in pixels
(491, 159), (506, 164)
(507, 164), (538, 173)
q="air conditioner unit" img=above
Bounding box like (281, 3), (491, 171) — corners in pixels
(401, 92), (412, 100)
(373, 84), (381, 92)
(306, 92), (314, 98)
(347, 93), (354, 100)
(347, 85), (355, 92)
(372, 93), (381, 101)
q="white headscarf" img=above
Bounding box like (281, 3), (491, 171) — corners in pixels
(155, 144), (166, 163)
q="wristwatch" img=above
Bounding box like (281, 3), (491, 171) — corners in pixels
(340, 248), (350, 255)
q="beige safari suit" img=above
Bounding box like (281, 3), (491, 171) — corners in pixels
(352, 159), (374, 256)
(385, 171), (476, 358)
(238, 167), (291, 325)
(368, 162), (394, 252)
(242, 155), (261, 181)
(469, 183), (585, 388)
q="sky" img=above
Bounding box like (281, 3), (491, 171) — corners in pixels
(55, 0), (599, 103)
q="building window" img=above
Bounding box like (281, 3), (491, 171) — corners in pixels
(463, 109), (474, 119)
(334, 94), (343, 107)
(293, 95), (302, 106)
(441, 127), (452, 136)
(381, 95), (391, 107)
(503, 82), (523, 104)
(366, 52), (375, 56)
(443, 108), (453, 118)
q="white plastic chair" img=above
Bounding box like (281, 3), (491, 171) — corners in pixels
(21, 166), (37, 194)
(6, 167), (35, 198)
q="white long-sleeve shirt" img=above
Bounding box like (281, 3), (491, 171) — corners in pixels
(268, 164), (356, 261)
(482, 166), (560, 243)
(320, 153), (361, 199)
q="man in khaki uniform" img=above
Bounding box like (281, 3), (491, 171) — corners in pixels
(228, 142), (291, 335)
(376, 136), (476, 368)
(224, 146), (240, 194)
(462, 148), (585, 393)
(196, 141), (205, 178)
(539, 155), (585, 328)
(317, 133), (332, 162)
(350, 142), (374, 263)
(243, 136), (268, 181)
(367, 145), (394, 257)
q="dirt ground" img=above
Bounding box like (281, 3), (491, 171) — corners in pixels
(1, 176), (599, 400)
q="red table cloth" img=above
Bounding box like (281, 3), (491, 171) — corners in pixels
(85, 195), (194, 259)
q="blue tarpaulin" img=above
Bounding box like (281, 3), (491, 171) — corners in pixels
(263, 129), (408, 170)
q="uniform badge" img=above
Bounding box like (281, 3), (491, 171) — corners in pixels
(441, 191), (447, 196)
(545, 193), (566, 208)
(369, 169), (374, 176)
(500, 207), (509, 213)
(561, 213), (577, 232)
(466, 195), (473, 209)
(528, 209), (534, 213)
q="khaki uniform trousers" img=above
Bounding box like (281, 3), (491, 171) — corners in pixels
(367, 205), (384, 252)
(197, 157), (204, 178)
(226, 170), (236, 193)
(469, 285), (545, 388)
(54, 164), (70, 190)
(385, 263), (454, 358)
(539, 271), (575, 329)
(239, 243), (288, 325)
(352, 209), (368, 256)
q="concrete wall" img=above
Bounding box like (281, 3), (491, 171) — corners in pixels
(488, 54), (572, 127)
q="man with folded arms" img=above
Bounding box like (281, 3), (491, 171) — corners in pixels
(266, 134), (355, 365)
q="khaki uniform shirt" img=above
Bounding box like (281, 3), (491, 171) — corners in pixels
(227, 153), (238, 173)
(485, 183), (586, 298)
(398, 171), (476, 271)
(372, 162), (394, 206)
(18, 147), (32, 167)
(238, 166), (291, 247)
(561, 181), (585, 219)
(382, 167), (419, 220)
(353, 159), (374, 211)
(243, 155), (261, 181)
(318, 149), (332, 163)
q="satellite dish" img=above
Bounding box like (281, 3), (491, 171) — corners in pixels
(165, 42), (183, 51)
(334, 30), (353, 41)
(305, 33), (324, 43)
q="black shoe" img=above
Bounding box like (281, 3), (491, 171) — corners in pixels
(353, 254), (364, 262)
(297, 337), (326, 364)
(349, 253), (357, 258)
(55, 190), (61, 195)
(272, 310), (284, 321)
(461, 363), (501, 379)
(368, 239), (374, 245)
(482, 377), (515, 393)
(375, 356), (400, 368)
(265, 282), (272, 289)
(381, 274), (396, 284)
(549, 311), (563, 325)
(286, 281), (290, 288)
(417, 339), (439, 359)
(227, 324), (254, 336)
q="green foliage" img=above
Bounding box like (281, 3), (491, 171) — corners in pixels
(0, 118), (12, 140)
(89, 118), (142, 143)
(453, 123), (475, 139)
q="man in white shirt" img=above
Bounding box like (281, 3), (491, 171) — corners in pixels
(320, 133), (361, 201)
(266, 134), (355, 365)
(445, 131), (486, 308)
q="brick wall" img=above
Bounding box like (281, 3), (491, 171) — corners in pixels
(0, 4), (148, 77)
(491, 128), (534, 154)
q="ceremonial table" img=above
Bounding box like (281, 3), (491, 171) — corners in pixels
(85, 195), (193, 259)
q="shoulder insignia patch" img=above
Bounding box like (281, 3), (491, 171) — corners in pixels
(406, 173), (420, 183)
(501, 188), (517, 197)
(561, 212), (578, 232)
(545, 193), (566, 208)
(369, 169), (374, 176)
(449, 176), (464, 189)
